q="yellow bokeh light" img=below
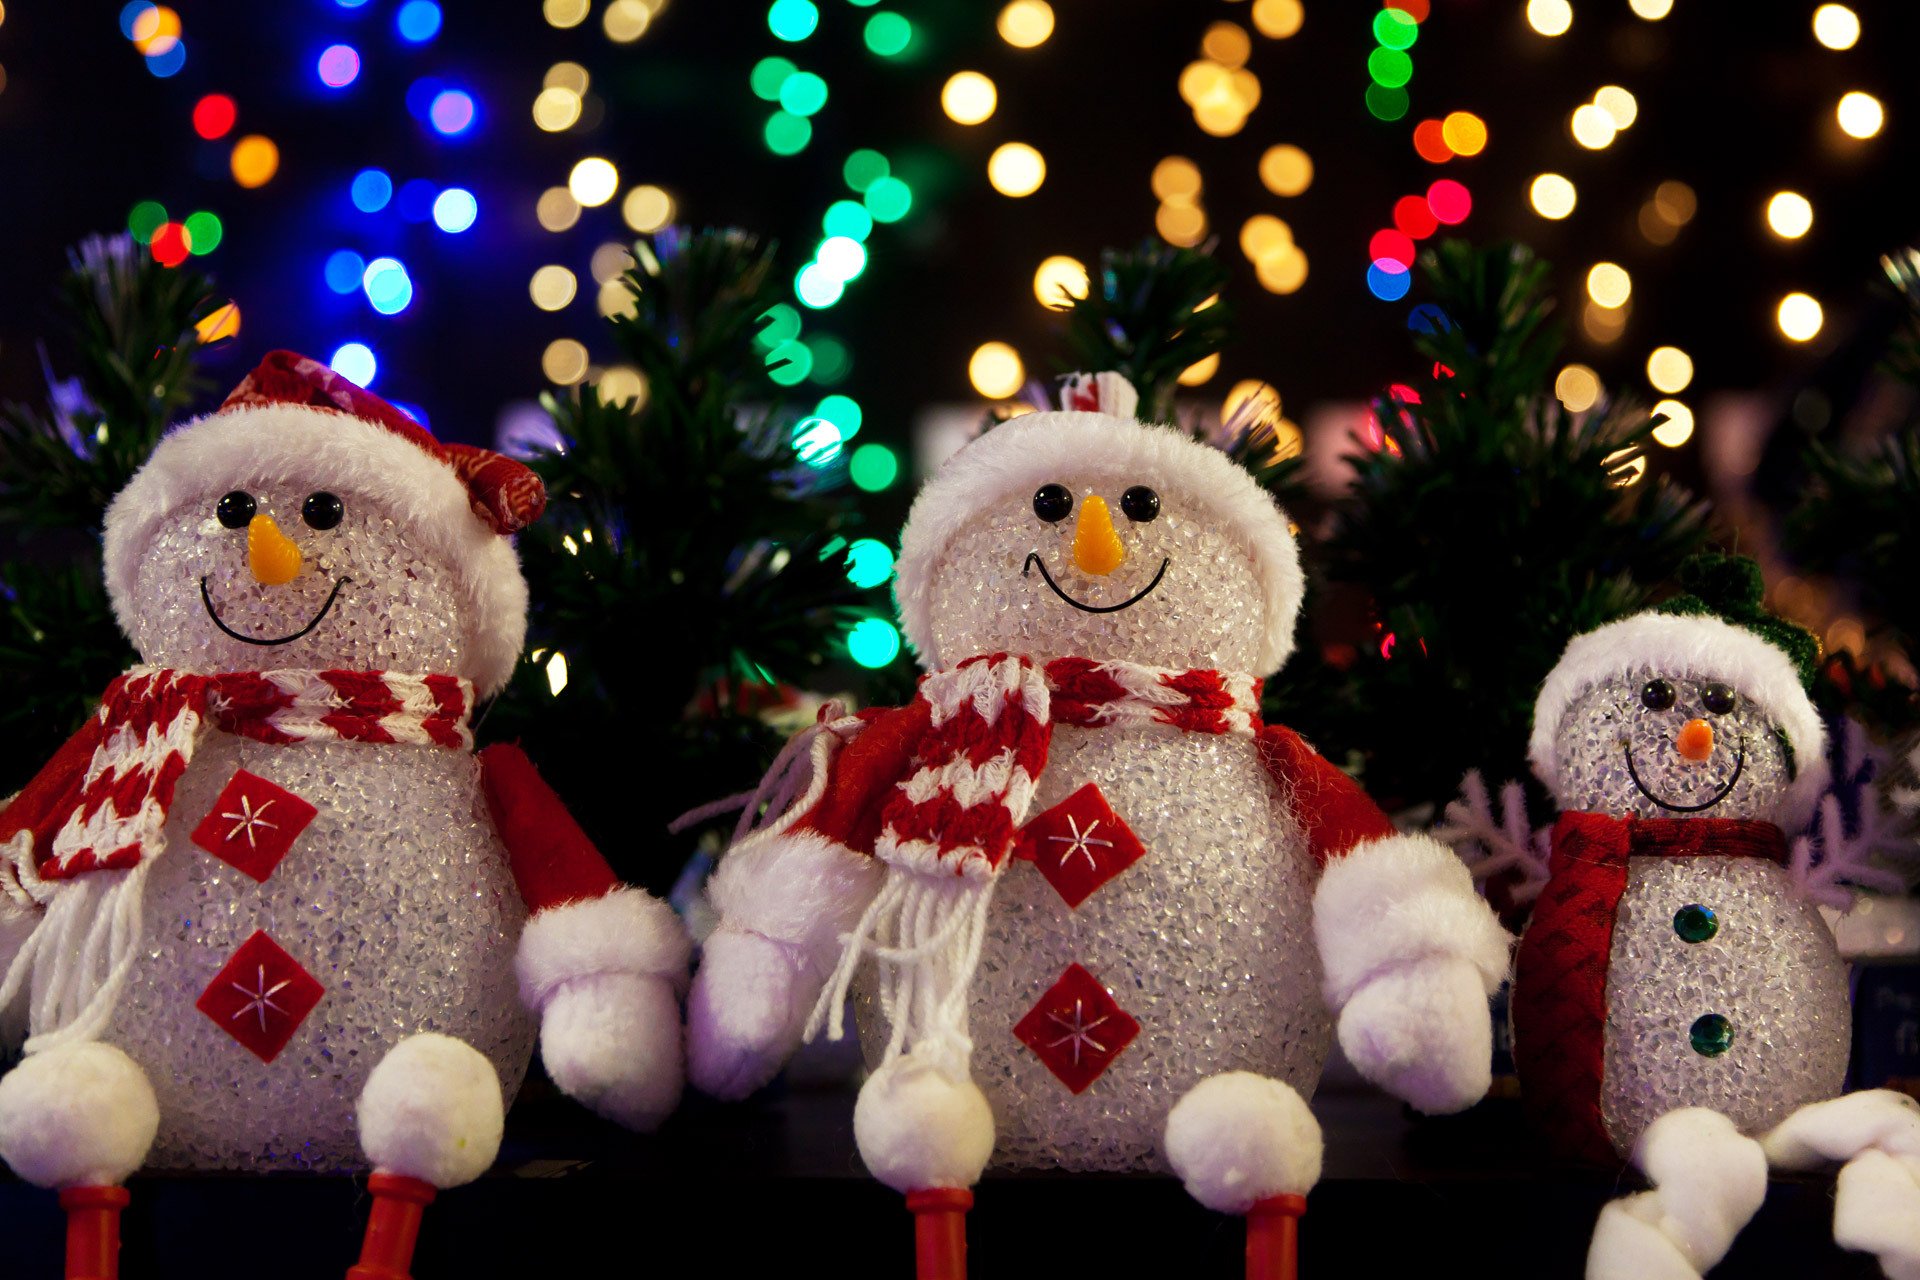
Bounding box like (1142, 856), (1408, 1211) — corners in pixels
(1571, 103), (1617, 150)
(544, 0), (590, 29)
(530, 265), (578, 311)
(1239, 214), (1293, 263)
(597, 365), (648, 409)
(1033, 255), (1089, 309)
(1441, 112), (1488, 157)
(1202, 21), (1253, 70)
(1530, 173), (1577, 220)
(1837, 91), (1884, 139)
(1587, 263), (1632, 309)
(1527, 0), (1572, 37)
(1153, 156), (1203, 201)
(1225, 380), (1281, 422)
(545, 62), (590, 94)
(1650, 400), (1694, 448)
(1813, 5), (1860, 50)
(1766, 191), (1813, 240)
(603, 0), (650, 42)
(533, 87), (583, 132)
(1156, 201), (1208, 248)
(622, 184), (675, 233)
(997, 0), (1054, 48)
(969, 342), (1025, 399)
(194, 302), (242, 345)
(1179, 61), (1230, 108)
(1778, 293), (1824, 342)
(1595, 86), (1638, 130)
(988, 143), (1046, 198)
(542, 338), (589, 386)
(1628, 0), (1672, 17)
(1259, 145), (1312, 197)
(1250, 0), (1304, 39)
(590, 242), (635, 285)
(1646, 346), (1694, 394)
(1654, 180), (1697, 225)
(1555, 364), (1601, 413)
(1256, 247), (1308, 295)
(537, 186), (582, 233)
(569, 157), (620, 207)
(1195, 102), (1250, 138)
(229, 135), (280, 189)
(941, 71), (997, 125)
(598, 278), (638, 319)
(1583, 301), (1628, 344)
(131, 6), (181, 56)
(1178, 353), (1221, 387)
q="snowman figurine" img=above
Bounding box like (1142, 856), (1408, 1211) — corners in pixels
(1514, 553), (1920, 1279)
(0, 353), (687, 1218)
(687, 373), (1511, 1275)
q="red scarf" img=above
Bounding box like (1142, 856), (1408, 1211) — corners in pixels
(1510, 812), (1789, 1165)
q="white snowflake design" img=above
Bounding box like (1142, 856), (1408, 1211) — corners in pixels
(229, 964), (293, 1031)
(1046, 814), (1114, 872)
(219, 794), (279, 848)
(1045, 998), (1111, 1065)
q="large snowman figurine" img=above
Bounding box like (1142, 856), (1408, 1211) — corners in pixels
(1514, 553), (1920, 1279)
(0, 353), (687, 1214)
(687, 373), (1511, 1275)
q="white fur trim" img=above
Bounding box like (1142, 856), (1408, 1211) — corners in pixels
(102, 405), (529, 697)
(357, 1033), (504, 1188)
(853, 1055), (995, 1193)
(0, 1042), (157, 1187)
(708, 831), (886, 964)
(1529, 612), (1829, 830)
(1312, 833), (1512, 1009)
(1335, 956), (1495, 1115)
(685, 928), (814, 1100)
(1834, 1149), (1920, 1280)
(1164, 1072), (1322, 1213)
(1587, 1108), (1767, 1280)
(537, 970), (683, 1132)
(516, 887), (692, 1011)
(893, 411), (1304, 676)
(1763, 1089), (1920, 1169)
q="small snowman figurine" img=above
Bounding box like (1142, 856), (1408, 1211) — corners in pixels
(0, 354), (687, 1237)
(688, 373), (1511, 1277)
(1514, 553), (1920, 1278)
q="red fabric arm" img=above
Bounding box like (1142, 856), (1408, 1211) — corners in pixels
(479, 742), (621, 911)
(790, 698), (935, 855)
(0, 711), (106, 868)
(1255, 724), (1396, 865)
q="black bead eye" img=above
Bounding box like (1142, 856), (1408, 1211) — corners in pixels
(1701, 682), (1737, 715)
(1033, 483), (1073, 523)
(1120, 485), (1160, 522)
(215, 491), (256, 529)
(302, 491), (345, 530)
(1641, 678), (1676, 711)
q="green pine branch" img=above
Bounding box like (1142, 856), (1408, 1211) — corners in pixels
(1061, 241), (1235, 424)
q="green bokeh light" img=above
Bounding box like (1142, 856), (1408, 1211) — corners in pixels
(1365, 83), (1410, 121)
(183, 211), (224, 255)
(1367, 47), (1413, 88)
(795, 262), (845, 309)
(128, 201), (169, 244)
(807, 334), (850, 384)
(756, 302), (802, 348)
(843, 538), (895, 588)
(767, 0), (819, 42)
(779, 71), (829, 117)
(764, 110), (813, 155)
(847, 616), (902, 667)
(790, 415), (842, 466)
(863, 12), (914, 56)
(1373, 9), (1419, 50)
(750, 56), (797, 101)
(863, 175), (912, 223)
(849, 442), (899, 491)
(823, 200), (874, 242)
(767, 338), (814, 385)
(843, 149), (890, 192)
(815, 393), (863, 438)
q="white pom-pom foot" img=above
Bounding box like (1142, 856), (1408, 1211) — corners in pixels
(686, 928), (815, 1100)
(853, 1055), (994, 1194)
(0, 1042), (158, 1188)
(1336, 957), (1493, 1115)
(1164, 1072), (1323, 1215)
(539, 970), (682, 1132)
(357, 1034), (504, 1189)
(1586, 1108), (1767, 1280)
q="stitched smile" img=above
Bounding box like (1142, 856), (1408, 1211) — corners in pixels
(1623, 740), (1746, 813)
(1022, 553), (1170, 614)
(200, 576), (352, 646)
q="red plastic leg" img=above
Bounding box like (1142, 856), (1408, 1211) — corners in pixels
(905, 1187), (973, 1280)
(345, 1172), (438, 1280)
(1246, 1192), (1306, 1280)
(60, 1185), (129, 1280)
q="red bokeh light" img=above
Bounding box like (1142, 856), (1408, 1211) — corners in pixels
(1369, 229), (1416, 269)
(193, 93), (237, 140)
(151, 222), (191, 267)
(1427, 179), (1473, 225)
(1393, 194), (1439, 239)
(1391, 0), (1431, 22)
(1412, 119), (1452, 164)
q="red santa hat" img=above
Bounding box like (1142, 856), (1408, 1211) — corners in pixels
(101, 351), (544, 696)
(893, 372), (1306, 676)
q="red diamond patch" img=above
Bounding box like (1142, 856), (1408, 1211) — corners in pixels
(1013, 783), (1146, 908)
(194, 930), (326, 1063)
(190, 769), (316, 883)
(1012, 962), (1140, 1094)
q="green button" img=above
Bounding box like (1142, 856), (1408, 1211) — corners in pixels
(1673, 903), (1718, 943)
(1690, 1013), (1733, 1057)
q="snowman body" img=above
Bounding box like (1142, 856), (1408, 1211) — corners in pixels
(102, 732), (536, 1170)
(863, 720), (1326, 1171)
(1598, 856), (1849, 1153)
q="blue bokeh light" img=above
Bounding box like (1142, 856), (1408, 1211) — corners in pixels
(330, 342), (378, 388)
(350, 168), (393, 213)
(362, 257), (414, 315)
(324, 249), (367, 294)
(119, 3), (154, 38)
(431, 187), (477, 233)
(145, 40), (186, 78)
(396, 1), (442, 42)
(1406, 303), (1451, 334)
(317, 44), (361, 89)
(1367, 261), (1412, 302)
(428, 89), (476, 135)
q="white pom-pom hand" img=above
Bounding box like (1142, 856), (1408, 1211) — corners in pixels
(539, 970), (683, 1132)
(853, 1055), (995, 1194)
(1165, 1072), (1323, 1214)
(1587, 1108), (1767, 1280)
(357, 1033), (504, 1189)
(685, 927), (815, 1100)
(1336, 957), (1493, 1115)
(0, 1042), (158, 1188)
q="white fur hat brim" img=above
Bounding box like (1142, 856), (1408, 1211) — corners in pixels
(1529, 612), (1829, 828)
(894, 410), (1303, 675)
(103, 404), (528, 697)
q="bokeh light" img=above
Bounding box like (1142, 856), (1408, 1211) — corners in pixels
(1033, 255), (1089, 308)
(844, 149), (890, 192)
(863, 175), (912, 222)
(569, 157), (619, 206)
(750, 56), (794, 101)
(542, 338), (589, 385)
(823, 200), (873, 241)
(432, 188), (478, 233)
(150, 222), (191, 268)
(623, 185), (675, 233)
(128, 200), (169, 244)
(1595, 86), (1638, 130)
(1412, 120), (1451, 165)
(530, 264), (578, 311)
(1443, 111), (1487, 156)
(795, 262), (844, 309)
(988, 143), (1046, 197)
(229, 135), (279, 188)
(429, 89), (476, 135)
(317, 45), (361, 89)
(848, 617), (902, 668)
(603, 0), (650, 42)
(1426, 179), (1471, 224)
(1647, 346), (1694, 394)
(1813, 5), (1860, 50)
(849, 443), (899, 492)
(1526, 0), (1571, 37)
(596, 366), (647, 408)
(350, 169), (392, 213)
(1837, 91), (1883, 139)
(1367, 262), (1412, 301)
(1629, 0), (1672, 16)
(1767, 191), (1813, 239)
(537, 187), (582, 232)
(330, 342), (377, 388)
(998, 0), (1054, 48)
(1178, 353), (1221, 386)
(1650, 400), (1694, 447)
(768, 0), (819, 42)
(192, 93), (236, 140)
(1777, 293), (1824, 342)
(779, 71), (828, 116)
(815, 394), (863, 438)
(790, 417), (843, 467)
(864, 12), (914, 57)
(969, 342), (1025, 398)
(765, 111), (812, 155)
(942, 71), (997, 125)
(397, 0), (442, 42)
(362, 257), (414, 315)
(1555, 364), (1601, 413)
(194, 302), (241, 344)
(325, 250), (366, 294)
(1587, 262), (1632, 309)
(1259, 145), (1312, 196)
(1251, 0), (1303, 39)
(1154, 156), (1202, 201)
(1530, 173), (1576, 219)
(1394, 195), (1438, 239)
(533, 87), (583, 132)
(1571, 103), (1617, 149)
(544, 0), (589, 28)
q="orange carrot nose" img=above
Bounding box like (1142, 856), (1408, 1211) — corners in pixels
(1072, 494), (1126, 576)
(248, 514), (303, 585)
(1676, 718), (1715, 763)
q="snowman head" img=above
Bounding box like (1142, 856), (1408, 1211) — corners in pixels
(1528, 554), (1827, 830)
(894, 373), (1303, 675)
(101, 351), (543, 696)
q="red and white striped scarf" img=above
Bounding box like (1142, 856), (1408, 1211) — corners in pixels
(814, 653), (1263, 1074)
